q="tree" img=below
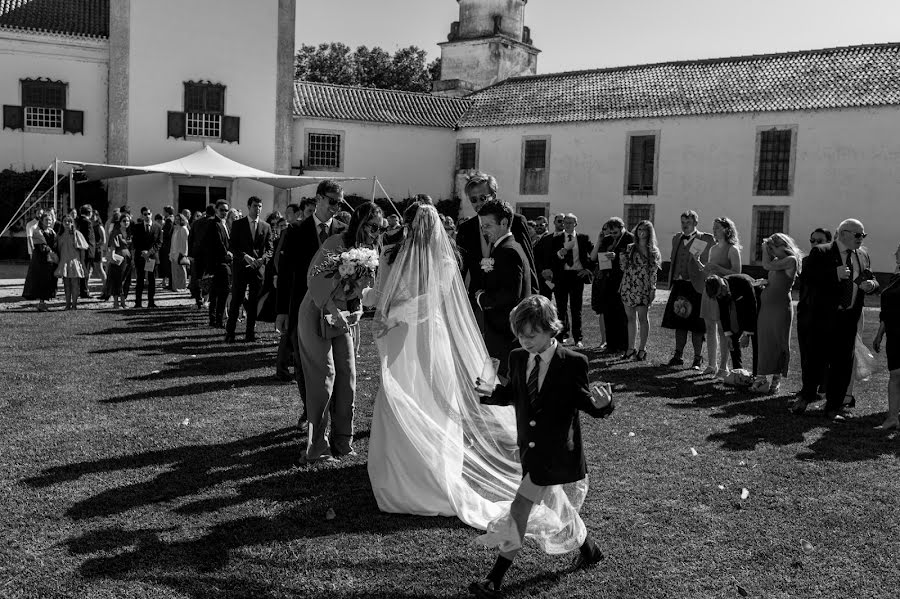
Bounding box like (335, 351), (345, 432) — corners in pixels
(295, 43), (441, 92)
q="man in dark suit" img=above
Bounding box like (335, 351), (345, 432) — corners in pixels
(76, 204), (96, 299)
(473, 199), (534, 378)
(130, 205), (163, 308)
(275, 180), (348, 428)
(225, 196), (273, 343)
(457, 172), (538, 305)
(796, 227), (833, 402)
(205, 200), (233, 327)
(274, 202), (303, 381)
(534, 213), (564, 299)
(791, 219), (879, 421)
(708, 273), (758, 374)
(188, 204), (216, 309)
(549, 213), (597, 349)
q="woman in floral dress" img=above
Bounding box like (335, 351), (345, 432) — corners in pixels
(618, 220), (661, 360)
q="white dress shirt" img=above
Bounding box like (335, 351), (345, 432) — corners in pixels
(526, 338), (557, 392)
(564, 231), (583, 271)
(835, 239), (860, 306)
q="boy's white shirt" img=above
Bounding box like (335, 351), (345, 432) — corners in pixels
(526, 338), (558, 391)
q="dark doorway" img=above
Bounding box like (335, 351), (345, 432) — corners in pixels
(178, 185), (227, 215)
(518, 205), (548, 221)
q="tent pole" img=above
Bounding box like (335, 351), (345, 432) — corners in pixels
(371, 176), (377, 202)
(69, 171), (75, 212)
(0, 162), (55, 240)
(53, 159), (59, 215)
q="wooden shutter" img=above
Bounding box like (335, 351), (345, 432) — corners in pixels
(3, 105), (24, 130)
(167, 111), (186, 139)
(628, 135), (656, 193)
(641, 137), (655, 190)
(221, 115), (240, 143)
(63, 109), (84, 134)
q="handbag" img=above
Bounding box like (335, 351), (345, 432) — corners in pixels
(47, 250), (59, 264)
(854, 333), (877, 381)
(110, 252), (125, 266)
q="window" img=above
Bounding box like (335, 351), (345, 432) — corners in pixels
(624, 203), (655, 231)
(516, 202), (549, 221)
(625, 132), (658, 195)
(754, 126), (797, 196)
(457, 140), (478, 171)
(167, 81), (239, 143)
(304, 129), (344, 172)
(520, 136), (550, 195)
(751, 205), (790, 263)
(2, 79), (83, 134)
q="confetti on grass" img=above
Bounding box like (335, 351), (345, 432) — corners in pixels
(690, 447), (698, 456)
(325, 508), (336, 520)
(740, 488), (750, 500)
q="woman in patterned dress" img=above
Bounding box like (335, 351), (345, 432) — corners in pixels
(698, 217), (743, 377)
(618, 220), (661, 360)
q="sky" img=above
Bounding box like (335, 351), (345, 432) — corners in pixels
(296, 0), (900, 74)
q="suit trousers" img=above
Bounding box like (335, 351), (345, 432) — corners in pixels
(297, 294), (356, 458)
(556, 271), (586, 342)
(822, 307), (861, 412)
(207, 263), (230, 325)
(796, 306), (823, 397)
(226, 270), (263, 336)
(190, 257), (205, 302)
(80, 258), (95, 296)
(133, 255), (156, 306)
(277, 322), (307, 404)
(729, 334), (758, 374)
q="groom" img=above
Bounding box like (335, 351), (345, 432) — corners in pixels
(474, 199), (533, 378)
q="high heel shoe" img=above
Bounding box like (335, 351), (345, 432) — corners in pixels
(622, 349), (636, 360)
(635, 350), (647, 361)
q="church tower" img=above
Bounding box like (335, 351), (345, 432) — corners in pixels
(432, 0), (539, 97)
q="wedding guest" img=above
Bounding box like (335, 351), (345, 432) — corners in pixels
(594, 217), (632, 352)
(527, 220), (540, 246)
(299, 197), (316, 221)
(297, 201), (381, 464)
(129, 206), (163, 309)
(107, 214), (134, 309)
(75, 204), (96, 299)
(91, 210), (108, 299)
(796, 227), (833, 403)
(98, 211), (120, 301)
(205, 200), (233, 327)
(273, 203), (302, 382)
(442, 215), (457, 242)
(225, 196), (273, 343)
(168, 213), (190, 291)
(662, 210), (715, 369)
(550, 213), (596, 348)
(25, 209), (42, 258)
(276, 182), (348, 420)
(872, 241), (900, 430)
(55, 214), (89, 310)
(160, 206), (175, 290)
(534, 216), (548, 236)
(189, 204), (216, 309)
(706, 274), (758, 374)
(791, 219), (878, 421)
(471, 295), (613, 598)
(698, 217), (743, 376)
(181, 209), (193, 226)
(588, 223), (611, 349)
(335, 210), (352, 225)
(753, 234), (802, 393)
(534, 213), (563, 300)
(619, 220), (661, 360)
(21, 212), (58, 312)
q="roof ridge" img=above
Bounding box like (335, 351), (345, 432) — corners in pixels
(294, 80), (471, 104)
(493, 40), (900, 87)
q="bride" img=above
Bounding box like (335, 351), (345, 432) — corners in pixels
(367, 201), (588, 552)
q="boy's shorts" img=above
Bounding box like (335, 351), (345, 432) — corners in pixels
(518, 472), (549, 504)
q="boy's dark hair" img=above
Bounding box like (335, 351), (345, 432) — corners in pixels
(509, 295), (563, 337)
(205, 204), (216, 217)
(705, 275), (726, 298)
(316, 179), (343, 198)
(286, 202), (301, 215)
(477, 198), (513, 226)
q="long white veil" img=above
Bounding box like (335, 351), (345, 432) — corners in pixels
(371, 204), (587, 553)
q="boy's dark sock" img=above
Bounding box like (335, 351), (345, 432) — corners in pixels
(487, 555), (513, 588)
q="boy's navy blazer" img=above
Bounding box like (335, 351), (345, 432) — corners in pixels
(481, 344), (613, 486)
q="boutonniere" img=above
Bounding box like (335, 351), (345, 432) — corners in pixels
(480, 257), (495, 273)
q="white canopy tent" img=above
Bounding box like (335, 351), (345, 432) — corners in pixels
(63, 146), (365, 189)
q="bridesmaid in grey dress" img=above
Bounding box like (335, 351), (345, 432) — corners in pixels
(754, 233), (802, 394)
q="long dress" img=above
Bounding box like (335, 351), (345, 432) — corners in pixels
(22, 228), (58, 300)
(699, 243), (735, 320)
(54, 230), (87, 279)
(368, 205), (588, 554)
(168, 225), (190, 290)
(756, 268), (795, 375)
(107, 230), (133, 296)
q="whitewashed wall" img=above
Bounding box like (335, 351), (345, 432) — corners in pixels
(0, 30), (108, 171)
(292, 117), (457, 204)
(123, 0), (281, 215)
(459, 106), (900, 273)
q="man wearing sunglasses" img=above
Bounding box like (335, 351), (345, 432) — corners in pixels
(275, 180), (348, 431)
(792, 219), (878, 421)
(205, 200), (233, 327)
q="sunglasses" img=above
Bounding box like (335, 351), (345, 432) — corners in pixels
(841, 231), (867, 240)
(809, 238), (826, 244)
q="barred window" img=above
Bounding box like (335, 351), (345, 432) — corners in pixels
(520, 137), (550, 195)
(624, 204), (655, 231)
(752, 206), (789, 262)
(756, 128), (793, 195)
(627, 134), (656, 194)
(523, 139), (547, 169)
(24, 106), (63, 130)
(458, 142), (477, 170)
(184, 82), (224, 139)
(308, 133), (342, 169)
(186, 112), (221, 138)
(22, 80), (66, 109)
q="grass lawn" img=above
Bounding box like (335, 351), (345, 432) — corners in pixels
(1, 294), (898, 598)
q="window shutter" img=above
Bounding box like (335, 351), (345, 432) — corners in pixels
(63, 109), (84, 134)
(167, 111), (186, 139)
(641, 137), (655, 190)
(3, 105), (24, 130)
(222, 115), (240, 143)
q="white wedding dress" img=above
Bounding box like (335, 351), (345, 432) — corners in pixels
(367, 205), (588, 553)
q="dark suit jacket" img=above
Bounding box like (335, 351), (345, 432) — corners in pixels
(667, 230), (716, 293)
(803, 242), (877, 317)
(718, 274), (758, 336)
(550, 231), (597, 282)
(275, 216), (347, 326)
(534, 232), (558, 281)
(204, 218), (230, 266)
(229, 217), (273, 279)
(161, 217), (174, 256)
(479, 234), (533, 343)
(130, 221), (163, 258)
(481, 345), (613, 486)
(188, 216), (213, 259)
(457, 212), (538, 295)
(76, 216), (96, 260)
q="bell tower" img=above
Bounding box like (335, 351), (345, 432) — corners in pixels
(432, 0), (539, 97)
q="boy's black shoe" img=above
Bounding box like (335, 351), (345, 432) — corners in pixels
(574, 547), (604, 570)
(468, 579), (501, 599)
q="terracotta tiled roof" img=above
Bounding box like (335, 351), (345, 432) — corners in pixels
(0, 0), (108, 39)
(293, 81), (471, 129)
(459, 43), (900, 127)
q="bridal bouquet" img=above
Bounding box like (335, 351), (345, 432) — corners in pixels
(310, 247), (379, 295)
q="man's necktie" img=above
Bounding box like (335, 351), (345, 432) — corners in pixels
(250, 220), (256, 240)
(839, 250), (855, 308)
(565, 234), (574, 266)
(528, 355), (541, 405)
(318, 223), (328, 244)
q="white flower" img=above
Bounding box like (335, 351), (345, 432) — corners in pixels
(480, 258), (495, 273)
(338, 263), (356, 277)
